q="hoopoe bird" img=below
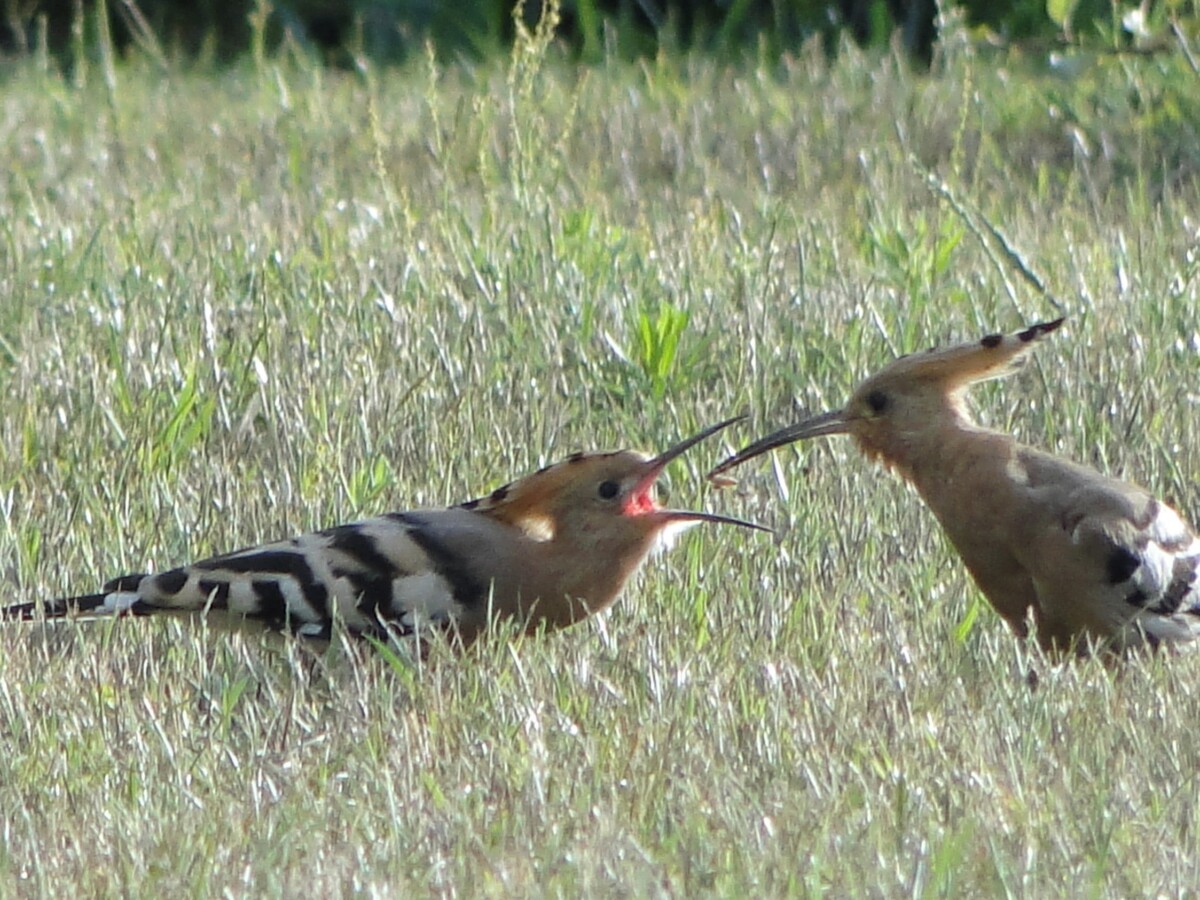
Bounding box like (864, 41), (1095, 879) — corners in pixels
(710, 319), (1200, 655)
(5, 418), (765, 645)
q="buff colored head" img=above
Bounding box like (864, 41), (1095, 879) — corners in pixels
(462, 416), (771, 542)
(710, 319), (1065, 477)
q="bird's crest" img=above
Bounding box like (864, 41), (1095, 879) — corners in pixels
(455, 452), (633, 539)
(880, 317), (1064, 393)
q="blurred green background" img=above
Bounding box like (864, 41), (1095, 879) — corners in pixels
(0, 0), (1181, 67)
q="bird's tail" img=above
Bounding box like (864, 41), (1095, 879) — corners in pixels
(2, 593), (109, 621)
(2, 576), (152, 622)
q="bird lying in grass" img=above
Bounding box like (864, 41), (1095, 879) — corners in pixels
(711, 319), (1200, 655)
(6, 418), (765, 647)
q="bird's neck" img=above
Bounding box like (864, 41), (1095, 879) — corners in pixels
(522, 527), (654, 630)
(898, 416), (1019, 515)
(860, 398), (976, 482)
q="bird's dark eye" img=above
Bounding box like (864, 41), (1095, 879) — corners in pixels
(866, 390), (890, 415)
(597, 480), (620, 500)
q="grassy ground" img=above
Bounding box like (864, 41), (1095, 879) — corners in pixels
(2, 20), (1200, 895)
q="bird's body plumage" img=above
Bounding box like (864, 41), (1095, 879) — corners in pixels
(712, 319), (1200, 654)
(9, 420), (764, 645)
(907, 428), (1200, 650)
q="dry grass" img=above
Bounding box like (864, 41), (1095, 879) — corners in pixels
(1, 25), (1200, 895)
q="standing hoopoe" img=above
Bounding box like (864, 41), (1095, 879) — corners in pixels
(710, 319), (1200, 655)
(6, 418), (765, 646)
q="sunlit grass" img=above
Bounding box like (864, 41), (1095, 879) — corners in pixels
(1, 25), (1199, 895)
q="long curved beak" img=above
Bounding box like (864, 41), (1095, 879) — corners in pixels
(707, 409), (850, 478)
(656, 508), (773, 532)
(630, 416), (772, 533)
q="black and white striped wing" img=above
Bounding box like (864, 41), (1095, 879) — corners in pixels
(5, 512), (488, 638)
(1067, 496), (1200, 649)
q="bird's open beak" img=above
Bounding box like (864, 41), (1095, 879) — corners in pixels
(628, 416), (771, 533)
(706, 409), (850, 479)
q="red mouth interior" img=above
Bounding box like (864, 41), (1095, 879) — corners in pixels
(623, 484), (659, 516)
